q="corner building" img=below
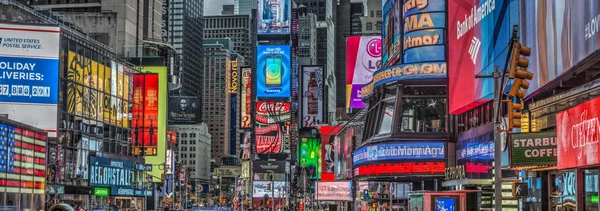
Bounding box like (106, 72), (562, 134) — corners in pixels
(354, 0), (448, 210)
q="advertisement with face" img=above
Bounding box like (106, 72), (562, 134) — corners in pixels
(168, 96), (200, 123)
(257, 45), (291, 98)
(257, 0), (290, 34)
(448, 0), (517, 114)
(381, 0), (401, 67)
(346, 37), (381, 109)
(301, 66), (324, 127)
(0, 24), (60, 133)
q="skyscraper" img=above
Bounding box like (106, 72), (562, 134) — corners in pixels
(204, 15), (253, 68)
(298, 6), (317, 66)
(234, 0), (257, 15)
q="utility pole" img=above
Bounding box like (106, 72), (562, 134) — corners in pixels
(271, 171), (275, 211)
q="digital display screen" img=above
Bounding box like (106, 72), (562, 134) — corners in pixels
(0, 123), (46, 194)
(435, 197), (456, 211)
(131, 74), (159, 156)
(256, 45), (291, 98)
(257, 0), (290, 34)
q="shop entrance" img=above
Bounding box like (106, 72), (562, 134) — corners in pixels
(550, 171), (576, 211)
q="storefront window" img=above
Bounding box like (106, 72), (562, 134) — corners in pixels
(378, 99), (395, 135)
(551, 171), (577, 211)
(400, 86), (446, 133)
(585, 170), (599, 211)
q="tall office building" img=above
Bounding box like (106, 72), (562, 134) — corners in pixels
(295, 0), (327, 66)
(335, 0), (351, 109)
(234, 0), (257, 15)
(204, 15), (253, 68)
(222, 4), (235, 15)
(350, 2), (364, 35)
(359, 0), (382, 34)
(298, 6), (317, 66)
(167, 0), (204, 97)
(168, 123), (212, 184)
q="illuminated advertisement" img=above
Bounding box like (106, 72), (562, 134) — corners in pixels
(89, 156), (133, 187)
(257, 0), (290, 34)
(556, 96), (600, 170)
(168, 96), (200, 123)
(381, 0), (401, 67)
(255, 122), (290, 154)
(254, 160), (286, 173)
(316, 181), (353, 201)
(166, 149), (173, 174)
(140, 67), (168, 182)
(241, 131), (251, 160)
(454, 123), (494, 180)
(370, 62), (447, 88)
(353, 142), (445, 166)
(240, 67), (252, 128)
(0, 24), (60, 131)
(346, 37), (381, 108)
(448, 0), (517, 114)
(0, 120), (47, 194)
(257, 45), (291, 98)
(299, 138), (321, 179)
(520, 0), (600, 96)
(131, 74), (159, 156)
(301, 66), (324, 127)
(252, 181), (288, 197)
(354, 162), (445, 177)
(511, 132), (557, 166)
(435, 197), (457, 211)
(403, 0), (446, 64)
(256, 101), (291, 125)
(228, 55), (239, 94)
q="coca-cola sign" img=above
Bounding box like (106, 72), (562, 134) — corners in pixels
(557, 96), (600, 169)
(256, 102), (291, 115)
(255, 123), (290, 154)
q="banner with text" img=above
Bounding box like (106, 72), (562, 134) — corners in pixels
(511, 131), (557, 166)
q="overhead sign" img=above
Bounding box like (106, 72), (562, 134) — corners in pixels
(256, 45), (291, 98)
(254, 161), (287, 173)
(301, 66), (325, 126)
(240, 67), (252, 128)
(353, 142), (445, 165)
(557, 96), (600, 169)
(168, 96), (201, 123)
(94, 187), (110, 196)
(510, 131), (557, 166)
(354, 162), (445, 177)
(315, 181), (353, 201)
(370, 62), (447, 88)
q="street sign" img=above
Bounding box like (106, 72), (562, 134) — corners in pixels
(512, 182), (529, 197)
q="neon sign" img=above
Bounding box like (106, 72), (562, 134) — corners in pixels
(354, 162), (445, 177)
(353, 142), (445, 165)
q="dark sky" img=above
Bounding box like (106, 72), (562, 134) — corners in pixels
(204, 0), (234, 16)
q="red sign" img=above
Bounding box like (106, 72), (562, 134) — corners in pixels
(256, 102), (291, 115)
(168, 130), (177, 144)
(131, 74), (159, 156)
(255, 124), (283, 154)
(557, 96), (600, 169)
(354, 162), (445, 177)
(465, 162), (492, 174)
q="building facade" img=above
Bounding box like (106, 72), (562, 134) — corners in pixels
(350, 2), (364, 35)
(204, 15), (252, 68)
(233, 0), (256, 15)
(168, 123), (212, 184)
(358, 0), (382, 34)
(297, 7), (317, 66)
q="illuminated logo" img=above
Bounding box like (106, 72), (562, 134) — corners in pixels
(468, 37), (481, 65)
(569, 110), (600, 160)
(363, 38), (382, 74)
(366, 38), (382, 57)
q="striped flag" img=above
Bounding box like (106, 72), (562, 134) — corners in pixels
(0, 123), (46, 194)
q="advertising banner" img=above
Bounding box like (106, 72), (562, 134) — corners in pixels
(131, 74), (159, 156)
(254, 161), (287, 173)
(354, 162), (446, 177)
(452, 123), (494, 180)
(346, 37), (381, 108)
(241, 131), (251, 160)
(510, 131), (557, 166)
(353, 142), (445, 166)
(381, 0), (401, 67)
(301, 66), (324, 126)
(520, 0), (600, 96)
(256, 101), (291, 125)
(448, 0), (517, 114)
(556, 96), (600, 169)
(255, 122), (290, 154)
(370, 62), (447, 88)
(257, 45), (291, 98)
(299, 138), (321, 178)
(0, 23), (60, 132)
(252, 181), (288, 197)
(315, 181), (353, 201)
(257, 0), (290, 34)
(228, 55), (239, 94)
(240, 67), (252, 128)
(402, 0), (446, 64)
(89, 156), (133, 187)
(168, 96), (200, 123)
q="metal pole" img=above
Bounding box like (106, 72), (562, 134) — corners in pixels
(492, 66), (503, 211)
(271, 172), (275, 211)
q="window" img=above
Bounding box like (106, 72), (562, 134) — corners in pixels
(400, 86), (447, 133)
(370, 11), (374, 17)
(376, 10), (382, 17)
(366, 22), (373, 31)
(376, 22), (382, 31)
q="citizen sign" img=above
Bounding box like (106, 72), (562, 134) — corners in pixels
(557, 96), (600, 169)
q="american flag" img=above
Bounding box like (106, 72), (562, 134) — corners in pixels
(0, 123), (46, 194)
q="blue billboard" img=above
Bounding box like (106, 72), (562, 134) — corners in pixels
(89, 156), (134, 187)
(257, 0), (290, 34)
(353, 142), (445, 165)
(256, 45), (291, 98)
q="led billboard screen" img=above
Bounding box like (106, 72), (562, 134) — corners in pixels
(299, 138), (321, 179)
(381, 0), (401, 67)
(256, 101), (291, 125)
(448, 0), (517, 114)
(132, 74), (159, 156)
(257, 0), (290, 34)
(301, 66), (324, 127)
(402, 0), (446, 64)
(316, 181), (353, 201)
(0, 23), (60, 132)
(168, 96), (200, 123)
(353, 142), (445, 166)
(240, 67), (252, 128)
(257, 45), (291, 98)
(346, 36), (381, 108)
(255, 122), (290, 154)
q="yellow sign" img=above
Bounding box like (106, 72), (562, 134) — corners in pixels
(229, 58), (239, 94)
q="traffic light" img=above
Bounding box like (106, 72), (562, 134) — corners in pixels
(505, 100), (523, 130)
(266, 183), (271, 191)
(266, 199), (272, 206)
(508, 43), (533, 98)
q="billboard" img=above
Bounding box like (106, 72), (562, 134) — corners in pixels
(370, 62), (447, 88)
(256, 101), (291, 125)
(131, 74), (159, 156)
(299, 138), (321, 178)
(0, 23), (60, 132)
(402, 0), (446, 64)
(241, 131), (251, 160)
(353, 142), (445, 166)
(315, 181), (353, 201)
(511, 132), (557, 166)
(257, 0), (290, 34)
(141, 67), (168, 182)
(168, 96), (200, 123)
(556, 96), (600, 170)
(255, 122), (290, 154)
(354, 162), (446, 177)
(448, 0), (517, 114)
(256, 45), (291, 98)
(519, 0), (600, 96)
(346, 37), (381, 108)
(381, 0), (401, 67)
(228, 55), (239, 94)
(301, 66), (324, 127)
(252, 181), (288, 198)
(240, 67), (252, 128)
(254, 160), (287, 173)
